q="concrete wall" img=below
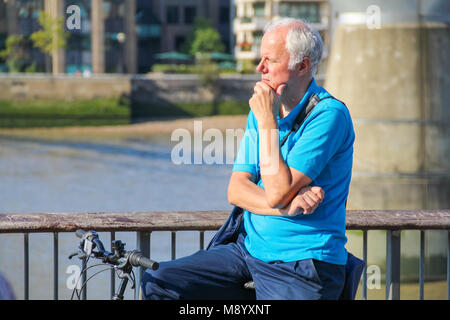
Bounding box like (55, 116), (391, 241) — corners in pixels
(0, 74), (264, 103)
(325, 21), (450, 281)
(0, 75), (132, 101)
(325, 22), (450, 211)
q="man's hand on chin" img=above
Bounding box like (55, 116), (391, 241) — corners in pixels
(249, 81), (287, 124)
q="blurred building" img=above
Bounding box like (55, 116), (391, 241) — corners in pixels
(232, 0), (331, 74)
(0, 0), (232, 74)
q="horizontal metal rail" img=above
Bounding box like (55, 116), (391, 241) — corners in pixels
(0, 210), (449, 300)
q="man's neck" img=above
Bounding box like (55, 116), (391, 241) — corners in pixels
(279, 77), (313, 119)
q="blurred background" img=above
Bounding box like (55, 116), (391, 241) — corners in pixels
(0, 0), (449, 300)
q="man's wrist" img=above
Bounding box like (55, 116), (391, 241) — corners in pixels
(257, 117), (278, 130)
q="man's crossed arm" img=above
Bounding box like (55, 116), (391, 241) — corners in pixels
(227, 171), (324, 216)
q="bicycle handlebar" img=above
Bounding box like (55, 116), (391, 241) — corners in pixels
(128, 251), (159, 270)
(75, 229), (159, 270)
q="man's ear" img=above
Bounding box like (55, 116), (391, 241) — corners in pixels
(297, 57), (312, 76)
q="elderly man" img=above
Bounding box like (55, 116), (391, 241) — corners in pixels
(141, 18), (354, 300)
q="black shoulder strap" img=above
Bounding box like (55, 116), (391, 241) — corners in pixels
(280, 94), (341, 147)
(279, 94), (348, 208)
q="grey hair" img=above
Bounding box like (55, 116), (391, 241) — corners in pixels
(264, 18), (323, 74)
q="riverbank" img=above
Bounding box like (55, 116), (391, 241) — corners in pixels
(0, 114), (248, 138)
(0, 97), (250, 129)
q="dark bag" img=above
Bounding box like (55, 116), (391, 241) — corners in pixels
(339, 252), (365, 300)
(207, 206), (244, 250)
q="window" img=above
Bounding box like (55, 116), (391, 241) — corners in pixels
(253, 31), (263, 47)
(279, 3), (320, 23)
(219, 6), (230, 24)
(184, 6), (196, 25)
(0, 2), (6, 20)
(175, 35), (185, 51)
(253, 3), (265, 17)
(167, 5), (179, 24)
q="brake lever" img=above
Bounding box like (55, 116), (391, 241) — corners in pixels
(116, 270), (135, 289)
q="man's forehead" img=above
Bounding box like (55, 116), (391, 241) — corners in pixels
(263, 27), (288, 45)
(261, 29), (287, 56)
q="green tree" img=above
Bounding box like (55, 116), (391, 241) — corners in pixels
(30, 11), (68, 73)
(180, 17), (212, 55)
(181, 18), (226, 115)
(190, 27), (225, 56)
(0, 35), (28, 73)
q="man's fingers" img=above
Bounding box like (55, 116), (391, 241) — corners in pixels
(302, 193), (319, 212)
(304, 191), (320, 204)
(294, 197), (310, 215)
(311, 186), (325, 201)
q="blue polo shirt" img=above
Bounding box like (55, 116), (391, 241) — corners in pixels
(232, 78), (354, 265)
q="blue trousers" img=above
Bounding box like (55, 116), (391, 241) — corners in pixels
(141, 233), (345, 300)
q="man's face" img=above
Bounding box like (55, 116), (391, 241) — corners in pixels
(256, 28), (294, 93)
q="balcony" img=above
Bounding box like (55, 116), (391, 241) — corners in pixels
(234, 16), (267, 32)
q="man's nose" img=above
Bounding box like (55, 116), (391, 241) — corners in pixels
(256, 59), (266, 73)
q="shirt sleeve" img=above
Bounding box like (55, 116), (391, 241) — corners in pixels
(286, 108), (349, 181)
(232, 110), (259, 176)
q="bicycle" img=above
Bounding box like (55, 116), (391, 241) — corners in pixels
(68, 229), (159, 300)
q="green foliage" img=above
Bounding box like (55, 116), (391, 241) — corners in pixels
(0, 35), (28, 72)
(180, 17), (213, 55)
(0, 97), (248, 128)
(151, 63), (236, 75)
(24, 62), (37, 73)
(240, 59), (258, 74)
(133, 100), (249, 119)
(190, 28), (225, 56)
(0, 98), (130, 128)
(195, 55), (220, 88)
(179, 17), (225, 56)
(151, 64), (198, 74)
(30, 11), (68, 56)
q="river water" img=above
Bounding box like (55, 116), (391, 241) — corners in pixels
(0, 131), (234, 299)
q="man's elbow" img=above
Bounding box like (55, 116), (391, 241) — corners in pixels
(227, 189), (235, 206)
(265, 191), (289, 209)
(227, 182), (238, 206)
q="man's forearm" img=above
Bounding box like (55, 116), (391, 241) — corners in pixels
(258, 120), (299, 208)
(228, 176), (286, 216)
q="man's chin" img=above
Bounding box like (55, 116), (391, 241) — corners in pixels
(262, 79), (276, 90)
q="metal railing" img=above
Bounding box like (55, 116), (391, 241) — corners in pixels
(0, 210), (449, 300)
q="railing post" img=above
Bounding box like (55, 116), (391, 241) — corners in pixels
(136, 231), (151, 300)
(362, 230), (368, 300)
(24, 233), (29, 300)
(53, 232), (58, 300)
(386, 230), (401, 300)
(199, 231), (205, 250)
(447, 231), (450, 300)
(171, 231), (176, 260)
(419, 230), (425, 300)
(110, 231), (116, 299)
